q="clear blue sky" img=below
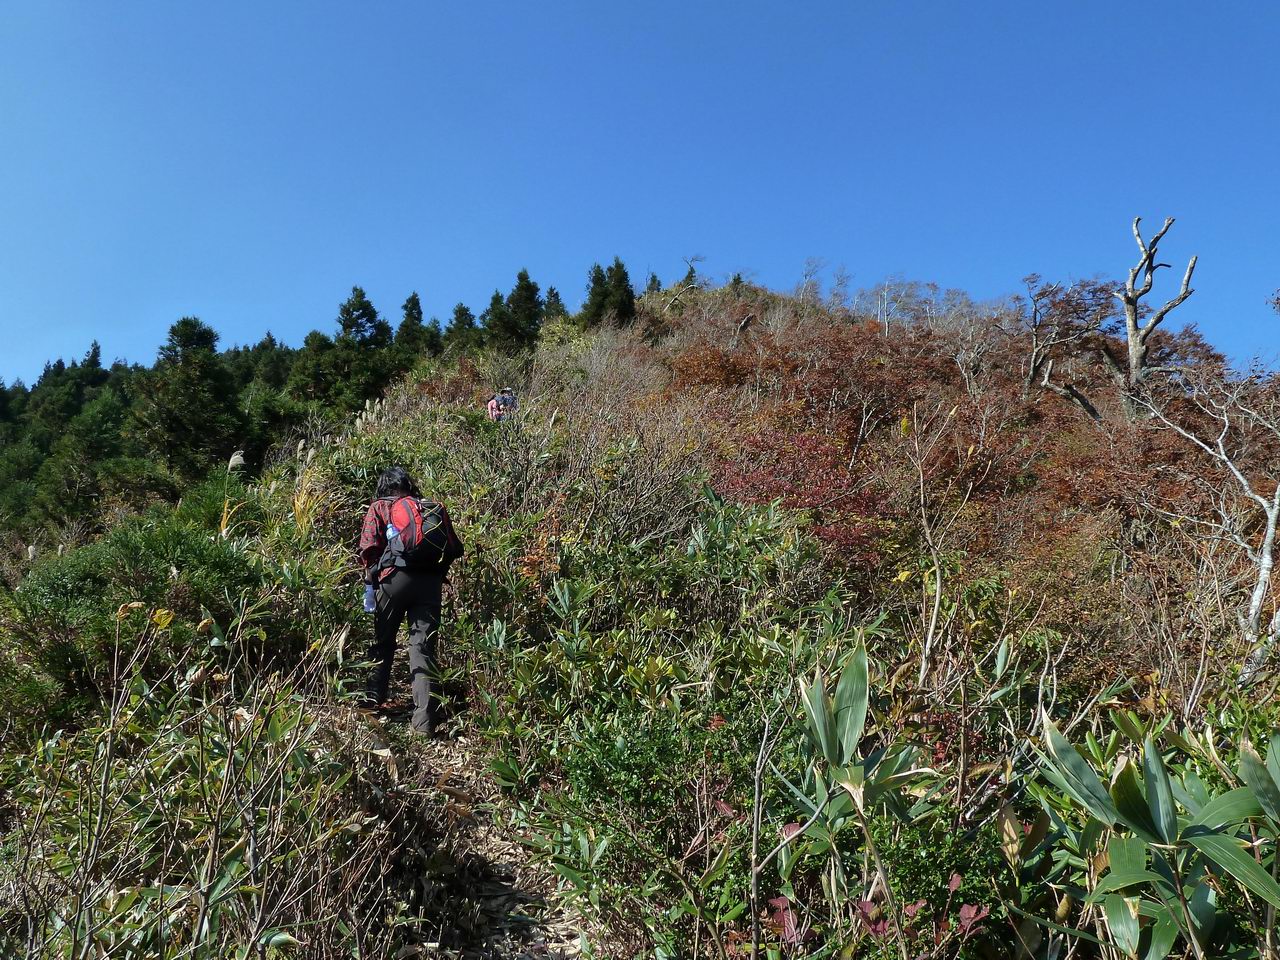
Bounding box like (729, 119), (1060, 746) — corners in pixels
(1, 1), (1276, 383)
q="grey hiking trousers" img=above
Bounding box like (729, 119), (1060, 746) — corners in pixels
(368, 569), (442, 733)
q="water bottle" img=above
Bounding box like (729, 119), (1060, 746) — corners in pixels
(363, 584), (376, 613)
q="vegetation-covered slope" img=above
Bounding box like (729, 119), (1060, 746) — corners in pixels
(5, 240), (1280, 957)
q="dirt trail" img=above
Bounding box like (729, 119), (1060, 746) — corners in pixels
(359, 710), (592, 959)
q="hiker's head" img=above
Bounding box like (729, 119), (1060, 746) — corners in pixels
(375, 466), (417, 499)
(501, 386), (514, 395)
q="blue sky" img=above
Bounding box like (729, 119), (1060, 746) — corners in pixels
(1, 1), (1276, 383)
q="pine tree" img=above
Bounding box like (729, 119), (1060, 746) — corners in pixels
(645, 272), (662, 295)
(681, 263), (699, 288)
(395, 292), (437, 361)
(286, 331), (337, 402)
(480, 290), (517, 350)
(497, 269), (543, 350)
(130, 317), (243, 482)
(251, 332), (294, 389)
(423, 317), (444, 355)
(579, 263), (610, 328)
(336, 286), (392, 347)
(544, 286), (568, 321)
(444, 303), (482, 352)
(604, 257), (637, 326)
(401, 291), (424, 328)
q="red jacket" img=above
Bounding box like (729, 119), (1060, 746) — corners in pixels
(359, 498), (397, 582)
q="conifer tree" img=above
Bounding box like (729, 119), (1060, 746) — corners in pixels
(480, 290), (518, 350)
(336, 286), (392, 347)
(681, 263), (699, 288)
(130, 317), (242, 482)
(444, 303), (482, 352)
(401, 291), (424, 328)
(423, 317), (444, 355)
(251, 332), (293, 389)
(395, 292), (439, 360)
(497, 269), (544, 350)
(286, 331), (336, 402)
(579, 263), (610, 328)
(645, 272), (662, 295)
(544, 286), (568, 321)
(604, 257), (637, 326)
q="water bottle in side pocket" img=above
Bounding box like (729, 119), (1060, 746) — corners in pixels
(363, 583), (377, 613)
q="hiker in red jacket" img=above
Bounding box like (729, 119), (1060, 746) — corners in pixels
(358, 466), (464, 734)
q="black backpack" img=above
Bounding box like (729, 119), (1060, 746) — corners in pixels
(377, 496), (464, 577)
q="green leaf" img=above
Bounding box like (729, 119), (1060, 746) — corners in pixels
(1186, 879), (1218, 948)
(1186, 787), (1261, 833)
(1107, 835), (1148, 876)
(1240, 741), (1280, 824)
(1142, 913), (1179, 960)
(832, 645), (868, 766)
(1043, 716), (1120, 825)
(259, 931), (300, 948)
(1090, 870), (1171, 900)
(1142, 737), (1177, 843)
(799, 669), (836, 767)
(1185, 830), (1280, 909)
(1266, 734), (1280, 786)
(1104, 895), (1140, 957)
(1110, 759), (1161, 842)
(1111, 709), (1145, 744)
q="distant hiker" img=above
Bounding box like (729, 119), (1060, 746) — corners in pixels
(485, 393), (501, 421)
(498, 386), (518, 419)
(359, 466), (464, 734)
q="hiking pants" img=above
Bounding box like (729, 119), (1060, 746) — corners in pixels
(367, 569), (442, 732)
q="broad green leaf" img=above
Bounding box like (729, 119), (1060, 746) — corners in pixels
(1103, 895), (1140, 957)
(799, 670), (836, 766)
(1142, 737), (1177, 843)
(1089, 870), (1171, 900)
(1240, 742), (1280, 824)
(1107, 835), (1147, 876)
(1142, 913), (1179, 960)
(1043, 716), (1120, 825)
(832, 645), (868, 765)
(1185, 831), (1280, 909)
(1111, 709), (1145, 744)
(1186, 879), (1218, 948)
(1186, 787), (1261, 832)
(1110, 759), (1161, 842)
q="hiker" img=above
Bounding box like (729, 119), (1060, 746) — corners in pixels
(358, 466), (464, 734)
(497, 386), (518, 419)
(485, 393), (501, 421)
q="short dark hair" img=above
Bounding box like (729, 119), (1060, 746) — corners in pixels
(375, 466), (418, 499)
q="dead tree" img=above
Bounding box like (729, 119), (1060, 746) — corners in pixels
(1142, 370), (1280, 682)
(1104, 217), (1198, 418)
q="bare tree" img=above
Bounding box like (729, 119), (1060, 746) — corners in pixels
(1142, 369), (1280, 681)
(1104, 217), (1198, 418)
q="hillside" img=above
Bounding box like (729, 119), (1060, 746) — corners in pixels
(5, 254), (1280, 958)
